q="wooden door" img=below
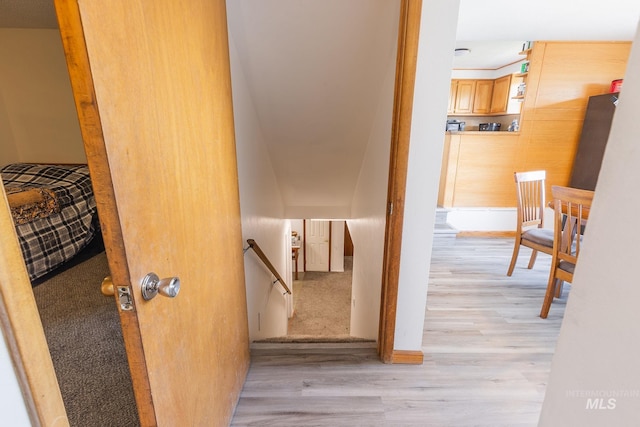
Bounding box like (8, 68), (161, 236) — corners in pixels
(305, 220), (330, 272)
(55, 1), (249, 425)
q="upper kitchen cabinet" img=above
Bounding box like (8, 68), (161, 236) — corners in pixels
(450, 79), (476, 114)
(473, 80), (494, 114)
(489, 74), (512, 114)
(448, 77), (511, 116)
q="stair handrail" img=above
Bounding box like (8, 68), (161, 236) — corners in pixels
(244, 239), (292, 295)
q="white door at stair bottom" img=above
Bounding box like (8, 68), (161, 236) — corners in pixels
(305, 220), (329, 272)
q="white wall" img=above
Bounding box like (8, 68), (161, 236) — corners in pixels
(393, 0), (460, 350)
(0, 328), (31, 426)
(228, 34), (290, 341)
(539, 22), (640, 426)
(330, 221), (345, 272)
(0, 29), (85, 165)
(347, 9), (399, 339)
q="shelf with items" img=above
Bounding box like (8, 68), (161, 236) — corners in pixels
(519, 41), (534, 56)
(512, 42), (534, 100)
(512, 79), (527, 100)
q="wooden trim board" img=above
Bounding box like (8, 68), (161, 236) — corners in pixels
(391, 350), (424, 365)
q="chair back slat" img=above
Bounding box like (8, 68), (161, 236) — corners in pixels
(551, 186), (594, 271)
(514, 170), (546, 229)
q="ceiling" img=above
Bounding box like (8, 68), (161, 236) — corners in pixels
(453, 40), (527, 70)
(2, 0), (640, 217)
(454, 0), (640, 69)
(2, 0), (639, 69)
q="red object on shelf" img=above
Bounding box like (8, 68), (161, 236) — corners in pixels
(610, 79), (623, 93)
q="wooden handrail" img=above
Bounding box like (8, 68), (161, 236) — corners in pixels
(245, 239), (292, 295)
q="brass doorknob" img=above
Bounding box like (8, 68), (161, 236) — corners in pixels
(101, 276), (114, 296)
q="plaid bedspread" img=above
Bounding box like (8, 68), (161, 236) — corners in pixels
(2, 163), (99, 282)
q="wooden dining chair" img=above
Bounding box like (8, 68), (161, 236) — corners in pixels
(540, 185), (594, 318)
(507, 170), (554, 276)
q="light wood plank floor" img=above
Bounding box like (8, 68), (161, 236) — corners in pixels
(231, 237), (566, 426)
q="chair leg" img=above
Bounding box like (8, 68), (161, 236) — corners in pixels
(555, 280), (564, 298)
(540, 276), (560, 319)
(507, 237), (522, 276)
(527, 249), (538, 269)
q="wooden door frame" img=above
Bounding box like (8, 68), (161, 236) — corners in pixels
(0, 189), (68, 424)
(377, 0), (423, 364)
(0, 0), (423, 423)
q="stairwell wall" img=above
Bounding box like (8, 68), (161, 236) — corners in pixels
(229, 36), (290, 341)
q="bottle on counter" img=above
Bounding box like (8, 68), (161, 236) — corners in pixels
(508, 119), (519, 132)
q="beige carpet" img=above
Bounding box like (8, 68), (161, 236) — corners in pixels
(259, 256), (373, 343)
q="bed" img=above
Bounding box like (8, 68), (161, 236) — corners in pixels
(2, 163), (100, 283)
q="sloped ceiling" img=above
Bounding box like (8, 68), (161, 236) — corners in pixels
(226, 0), (400, 216)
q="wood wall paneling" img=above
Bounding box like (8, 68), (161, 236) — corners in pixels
(532, 42), (631, 111)
(452, 135), (520, 207)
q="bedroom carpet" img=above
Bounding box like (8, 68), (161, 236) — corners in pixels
(33, 251), (139, 427)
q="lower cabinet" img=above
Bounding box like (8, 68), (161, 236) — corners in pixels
(439, 132), (521, 207)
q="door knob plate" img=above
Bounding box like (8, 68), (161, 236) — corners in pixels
(141, 272), (181, 300)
